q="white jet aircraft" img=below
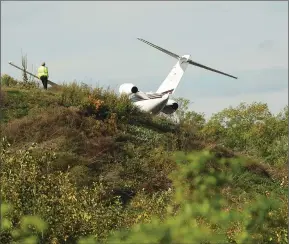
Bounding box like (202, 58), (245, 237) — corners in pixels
(119, 38), (238, 115)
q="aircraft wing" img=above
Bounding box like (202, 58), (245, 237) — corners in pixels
(131, 91), (163, 101)
(133, 91), (150, 100)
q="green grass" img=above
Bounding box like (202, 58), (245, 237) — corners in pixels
(1, 88), (60, 123)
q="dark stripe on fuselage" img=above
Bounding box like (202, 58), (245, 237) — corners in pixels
(161, 89), (174, 95)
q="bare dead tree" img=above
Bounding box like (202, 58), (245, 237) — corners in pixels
(21, 50), (28, 83)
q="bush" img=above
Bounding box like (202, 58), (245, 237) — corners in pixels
(202, 103), (288, 165)
(2, 150), (287, 244)
(0, 138), (173, 243)
(0, 203), (48, 244)
(1, 74), (18, 86)
(59, 81), (91, 107)
(83, 151), (288, 243)
(1, 73), (39, 89)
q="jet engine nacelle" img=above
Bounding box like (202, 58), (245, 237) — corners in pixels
(161, 99), (179, 114)
(119, 83), (139, 95)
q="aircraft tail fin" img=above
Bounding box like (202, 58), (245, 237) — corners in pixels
(156, 55), (190, 95)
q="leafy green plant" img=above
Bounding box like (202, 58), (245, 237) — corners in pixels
(78, 151), (287, 244)
(0, 202), (48, 244)
(202, 102), (288, 165)
(1, 138), (170, 243)
(1, 74), (18, 87)
(59, 81), (91, 107)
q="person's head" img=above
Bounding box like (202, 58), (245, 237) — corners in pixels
(41, 62), (46, 66)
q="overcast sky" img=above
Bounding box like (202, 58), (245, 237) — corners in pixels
(1, 1), (288, 118)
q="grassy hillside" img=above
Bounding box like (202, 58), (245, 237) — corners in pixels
(0, 76), (288, 244)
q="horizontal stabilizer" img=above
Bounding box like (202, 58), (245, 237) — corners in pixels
(137, 38), (179, 59)
(137, 38), (237, 79)
(188, 60), (237, 79)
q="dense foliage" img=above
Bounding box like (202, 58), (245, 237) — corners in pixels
(0, 74), (288, 243)
(202, 102), (288, 166)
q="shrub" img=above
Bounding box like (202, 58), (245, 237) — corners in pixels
(0, 202), (47, 244)
(2, 149), (286, 244)
(94, 151), (287, 244)
(59, 81), (91, 107)
(1, 74), (18, 86)
(202, 103), (288, 165)
(0, 139), (127, 243)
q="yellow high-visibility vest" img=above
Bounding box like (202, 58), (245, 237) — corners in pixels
(38, 66), (49, 78)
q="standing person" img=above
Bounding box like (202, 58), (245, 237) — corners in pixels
(38, 62), (49, 90)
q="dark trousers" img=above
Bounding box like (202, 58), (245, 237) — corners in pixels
(40, 76), (48, 90)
